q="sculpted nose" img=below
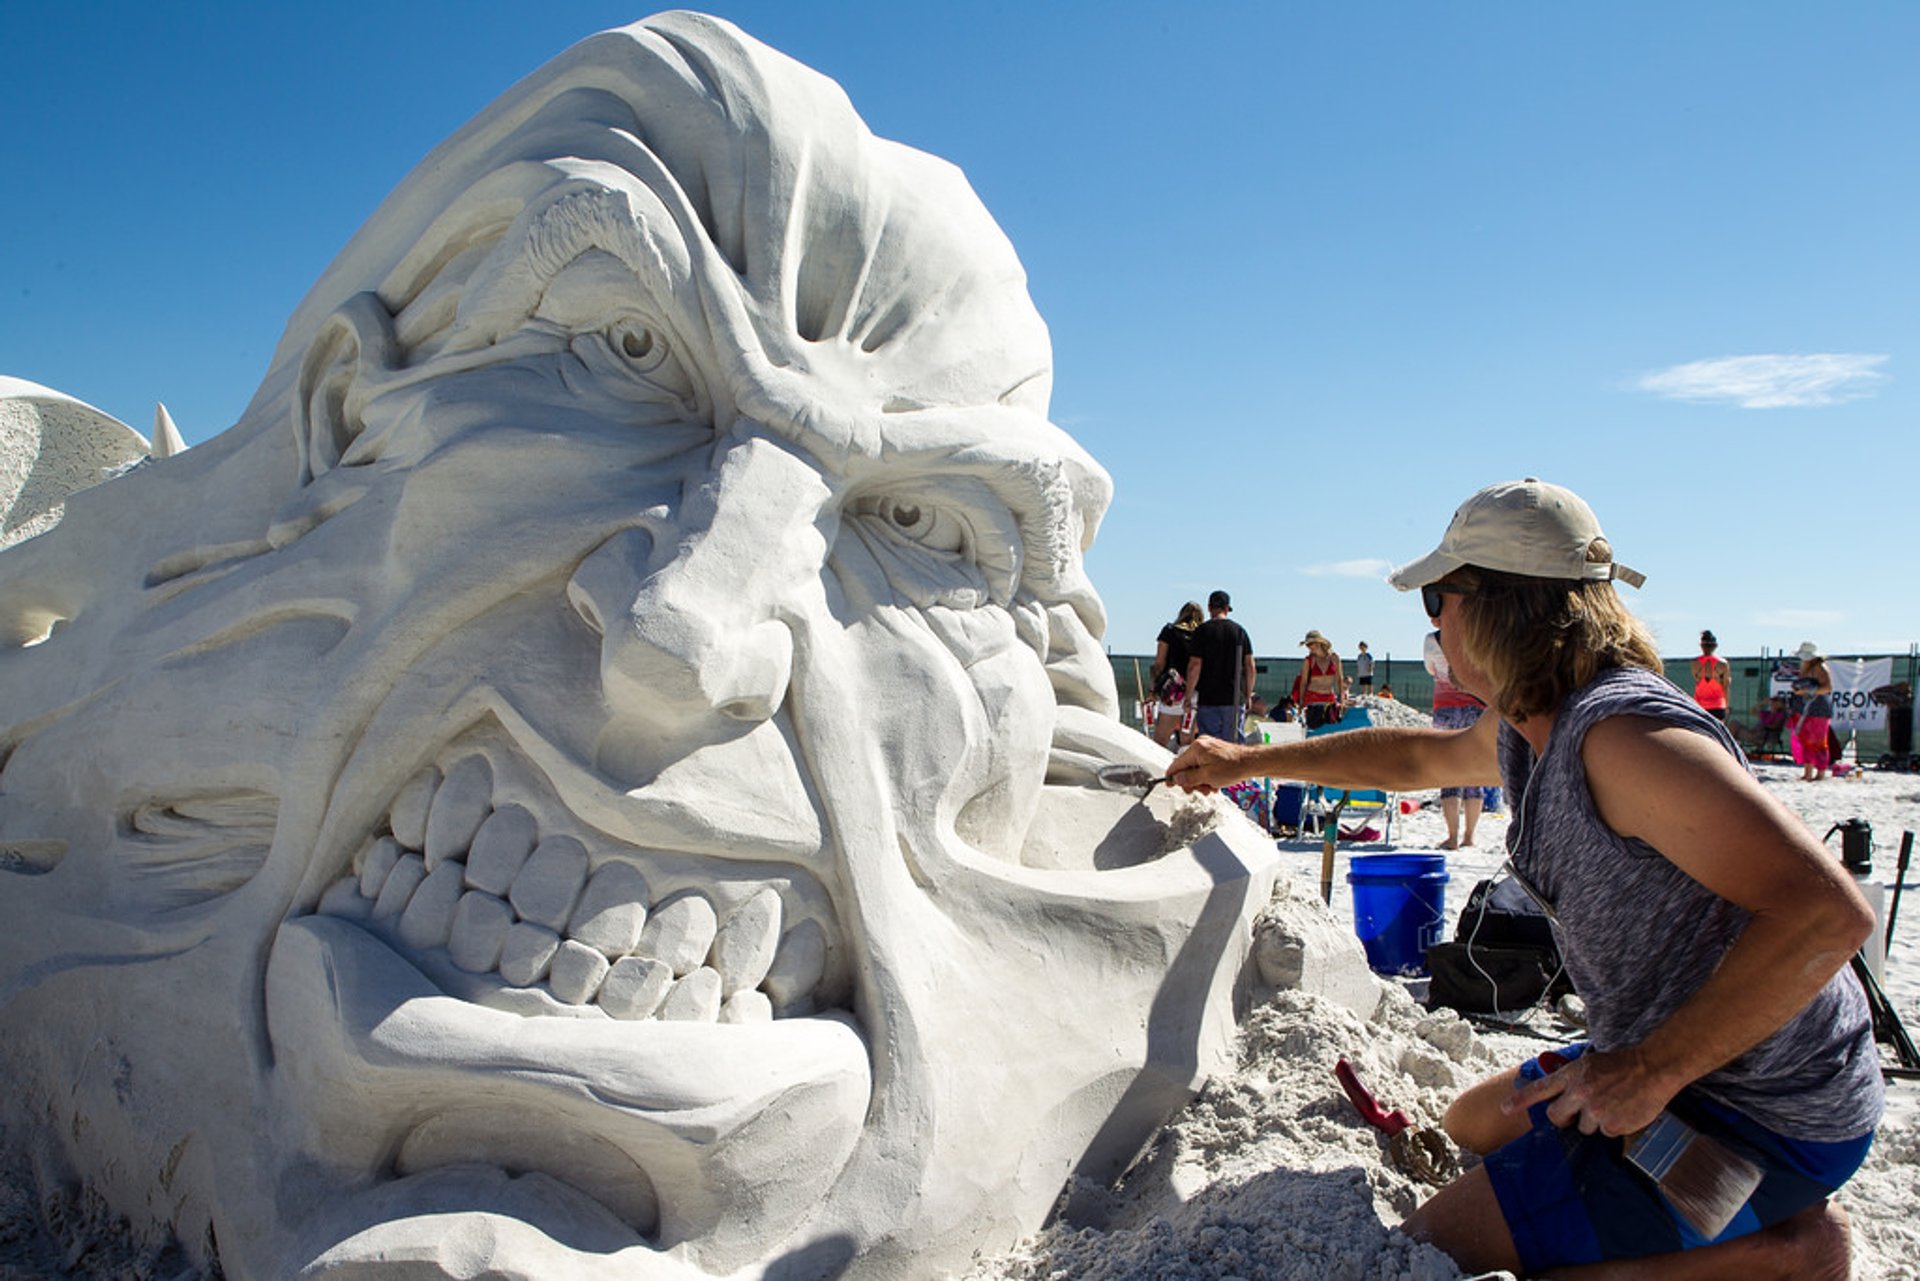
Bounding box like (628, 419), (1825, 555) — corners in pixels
(567, 436), (827, 725)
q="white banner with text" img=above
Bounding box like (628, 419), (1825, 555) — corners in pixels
(1830, 657), (1893, 732)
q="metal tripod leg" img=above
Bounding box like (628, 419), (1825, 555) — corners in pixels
(1852, 951), (1920, 1072)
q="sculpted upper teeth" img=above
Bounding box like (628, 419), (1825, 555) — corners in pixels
(424, 756), (494, 870)
(639, 894), (717, 975)
(569, 862), (649, 954)
(447, 892), (513, 972)
(316, 754), (829, 1024)
(711, 887), (780, 995)
(388, 770), (438, 850)
(508, 835), (589, 931)
(465, 804), (537, 895)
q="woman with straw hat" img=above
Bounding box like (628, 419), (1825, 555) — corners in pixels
(1791, 644), (1835, 782)
(1296, 629), (1345, 729)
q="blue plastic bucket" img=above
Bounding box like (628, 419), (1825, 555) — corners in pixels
(1347, 853), (1449, 976)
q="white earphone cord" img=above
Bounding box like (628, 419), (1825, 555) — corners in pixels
(1459, 771), (1568, 1024)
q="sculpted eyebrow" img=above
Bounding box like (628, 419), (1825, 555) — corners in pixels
(866, 413), (1079, 593)
(445, 183), (691, 356)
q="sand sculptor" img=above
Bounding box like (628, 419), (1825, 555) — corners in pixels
(0, 13), (1278, 1278)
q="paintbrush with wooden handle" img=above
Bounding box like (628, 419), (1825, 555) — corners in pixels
(1538, 1050), (1761, 1238)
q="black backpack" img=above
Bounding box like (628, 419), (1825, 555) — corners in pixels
(1425, 878), (1573, 1017)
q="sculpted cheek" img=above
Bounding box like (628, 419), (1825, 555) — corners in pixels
(825, 600), (1050, 865)
(948, 637), (1055, 863)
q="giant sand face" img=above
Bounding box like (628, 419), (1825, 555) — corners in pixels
(0, 13), (1275, 1279)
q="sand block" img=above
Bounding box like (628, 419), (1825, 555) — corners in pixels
(1251, 895), (1380, 1021)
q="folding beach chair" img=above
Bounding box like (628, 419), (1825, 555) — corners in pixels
(1297, 785), (1395, 845)
(1300, 707), (1396, 846)
(1337, 787), (1396, 845)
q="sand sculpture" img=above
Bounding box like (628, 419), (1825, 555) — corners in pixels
(0, 13), (1289, 1278)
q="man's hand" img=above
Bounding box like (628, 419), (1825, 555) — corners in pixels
(1502, 1048), (1678, 1138)
(1168, 735), (1248, 794)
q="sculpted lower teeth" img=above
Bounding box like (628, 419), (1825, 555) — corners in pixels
(721, 989), (773, 1024)
(659, 967), (722, 1020)
(548, 939), (611, 1004)
(398, 861), (465, 950)
(359, 836), (403, 899)
(326, 762), (824, 1022)
(598, 956), (673, 1018)
(499, 922), (560, 986)
(373, 853), (427, 920)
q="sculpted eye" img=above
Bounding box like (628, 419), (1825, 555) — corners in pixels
(530, 254), (699, 409)
(577, 313), (694, 403)
(844, 483), (1022, 612)
(611, 318), (668, 374)
(875, 499), (966, 554)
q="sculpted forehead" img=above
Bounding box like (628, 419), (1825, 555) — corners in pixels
(270, 11), (1061, 434)
(259, 9), (1111, 627)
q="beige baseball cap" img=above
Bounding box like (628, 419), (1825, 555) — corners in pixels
(1387, 478), (1646, 591)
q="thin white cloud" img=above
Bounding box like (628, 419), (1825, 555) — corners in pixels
(1302, 558), (1394, 579)
(1752, 607), (1844, 630)
(1636, 353), (1888, 409)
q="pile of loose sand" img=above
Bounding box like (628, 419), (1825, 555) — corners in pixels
(968, 763), (1920, 1280)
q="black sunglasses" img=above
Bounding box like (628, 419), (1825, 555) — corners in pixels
(1421, 582), (1467, 620)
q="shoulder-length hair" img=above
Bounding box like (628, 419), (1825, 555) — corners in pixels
(1444, 549), (1662, 722)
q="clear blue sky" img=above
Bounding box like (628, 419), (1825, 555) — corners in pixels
(5, 2), (1915, 669)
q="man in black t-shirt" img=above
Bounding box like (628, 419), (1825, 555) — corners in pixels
(1184, 590), (1255, 743)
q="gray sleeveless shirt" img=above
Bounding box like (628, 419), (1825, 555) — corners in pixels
(1497, 666), (1883, 1142)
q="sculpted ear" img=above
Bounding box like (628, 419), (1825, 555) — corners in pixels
(294, 292), (400, 486)
(266, 293), (400, 548)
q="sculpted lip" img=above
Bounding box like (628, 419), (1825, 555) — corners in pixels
(270, 719), (870, 1264)
(267, 915), (871, 1262)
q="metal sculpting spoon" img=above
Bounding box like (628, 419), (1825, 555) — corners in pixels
(1094, 763), (1176, 799)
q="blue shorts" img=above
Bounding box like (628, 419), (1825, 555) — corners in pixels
(1194, 704), (1240, 742)
(1482, 1044), (1875, 1273)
